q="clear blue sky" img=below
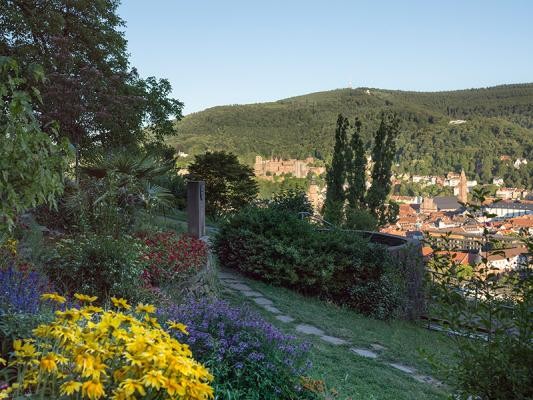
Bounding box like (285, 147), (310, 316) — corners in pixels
(119, 0), (533, 114)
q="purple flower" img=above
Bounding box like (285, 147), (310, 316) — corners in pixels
(0, 266), (49, 314)
(160, 297), (313, 394)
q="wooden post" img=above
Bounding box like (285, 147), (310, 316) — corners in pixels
(187, 181), (205, 238)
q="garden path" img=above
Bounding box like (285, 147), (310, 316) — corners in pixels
(218, 269), (444, 389)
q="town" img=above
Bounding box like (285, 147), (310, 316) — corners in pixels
(253, 155), (532, 273)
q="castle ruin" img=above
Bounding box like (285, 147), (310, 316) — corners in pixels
(254, 156), (326, 179)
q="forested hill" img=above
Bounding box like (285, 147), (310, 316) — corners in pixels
(170, 84), (533, 186)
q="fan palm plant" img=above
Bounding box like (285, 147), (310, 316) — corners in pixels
(65, 150), (176, 235)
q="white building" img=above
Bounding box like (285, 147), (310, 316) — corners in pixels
(492, 177), (504, 186)
(483, 201), (533, 220)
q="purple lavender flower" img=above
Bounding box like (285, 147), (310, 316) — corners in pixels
(0, 266), (49, 314)
(160, 297), (314, 397)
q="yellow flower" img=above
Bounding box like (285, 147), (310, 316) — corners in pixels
(135, 303), (156, 314)
(82, 380), (105, 400)
(39, 353), (58, 372)
(41, 292), (66, 304)
(13, 339), (38, 358)
(8, 296), (213, 400)
(60, 381), (82, 396)
(144, 315), (161, 328)
(165, 378), (186, 396)
(75, 353), (95, 373)
(111, 297), (131, 310)
(119, 379), (146, 397)
(168, 321), (189, 335)
(142, 370), (167, 389)
(74, 293), (98, 303)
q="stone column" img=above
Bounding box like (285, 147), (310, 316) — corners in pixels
(187, 181), (205, 238)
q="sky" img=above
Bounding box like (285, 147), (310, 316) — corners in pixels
(119, 0), (533, 114)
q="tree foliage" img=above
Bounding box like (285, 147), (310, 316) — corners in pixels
(0, 56), (69, 238)
(0, 0), (183, 157)
(366, 113), (400, 225)
(323, 114), (349, 223)
(188, 151), (258, 217)
(346, 117), (366, 209)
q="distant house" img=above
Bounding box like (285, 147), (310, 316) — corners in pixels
(485, 247), (529, 271)
(483, 201), (533, 220)
(496, 187), (528, 200)
(492, 177), (504, 186)
(433, 196), (463, 212)
(513, 158), (528, 169)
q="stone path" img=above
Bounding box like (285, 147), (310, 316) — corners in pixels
(218, 269), (444, 389)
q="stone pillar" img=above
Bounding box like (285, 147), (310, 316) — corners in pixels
(187, 181), (205, 238)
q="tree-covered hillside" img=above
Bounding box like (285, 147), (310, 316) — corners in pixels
(170, 84), (533, 187)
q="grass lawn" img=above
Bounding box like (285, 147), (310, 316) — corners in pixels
(220, 274), (456, 400)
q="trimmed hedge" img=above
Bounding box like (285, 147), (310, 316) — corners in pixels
(216, 206), (407, 319)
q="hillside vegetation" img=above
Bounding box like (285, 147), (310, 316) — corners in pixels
(170, 84), (533, 186)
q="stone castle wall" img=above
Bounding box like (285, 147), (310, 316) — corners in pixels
(254, 155), (325, 179)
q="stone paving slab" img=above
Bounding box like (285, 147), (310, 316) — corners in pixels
(350, 348), (379, 359)
(413, 374), (443, 386)
(240, 290), (264, 297)
(320, 335), (348, 345)
(252, 297), (273, 306)
(295, 324), (325, 336)
(228, 283), (253, 291)
(388, 363), (416, 374)
(370, 343), (386, 352)
(275, 315), (295, 323)
(262, 305), (281, 314)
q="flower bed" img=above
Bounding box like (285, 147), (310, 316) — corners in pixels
(137, 232), (208, 286)
(161, 298), (316, 399)
(1, 294), (213, 400)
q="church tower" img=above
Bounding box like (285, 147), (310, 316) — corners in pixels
(457, 169), (468, 203)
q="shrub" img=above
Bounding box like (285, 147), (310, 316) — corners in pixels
(216, 206), (406, 318)
(161, 298), (315, 399)
(136, 231), (208, 286)
(44, 234), (147, 302)
(343, 207), (378, 231)
(269, 189), (313, 216)
(1, 295), (213, 399)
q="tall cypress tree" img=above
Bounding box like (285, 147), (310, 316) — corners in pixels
(366, 112), (400, 225)
(346, 117), (367, 209)
(324, 114), (349, 223)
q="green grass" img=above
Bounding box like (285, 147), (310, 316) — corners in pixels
(220, 273), (456, 400)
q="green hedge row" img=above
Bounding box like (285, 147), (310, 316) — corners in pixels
(215, 206), (408, 319)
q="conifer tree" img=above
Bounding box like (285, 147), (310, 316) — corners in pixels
(366, 112), (400, 225)
(346, 117), (367, 209)
(323, 114), (349, 223)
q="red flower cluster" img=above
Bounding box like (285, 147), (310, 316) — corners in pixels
(136, 232), (208, 286)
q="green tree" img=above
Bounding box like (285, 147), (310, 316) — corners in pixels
(0, 0), (182, 161)
(324, 114), (349, 223)
(346, 117), (367, 209)
(188, 151), (258, 217)
(366, 112), (400, 226)
(0, 57), (70, 239)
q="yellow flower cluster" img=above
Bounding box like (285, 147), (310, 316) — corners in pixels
(1, 294), (213, 400)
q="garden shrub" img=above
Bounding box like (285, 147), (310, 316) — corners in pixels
(161, 298), (315, 399)
(1, 295), (213, 399)
(44, 234), (147, 302)
(136, 231), (208, 287)
(269, 189), (313, 216)
(216, 206), (407, 318)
